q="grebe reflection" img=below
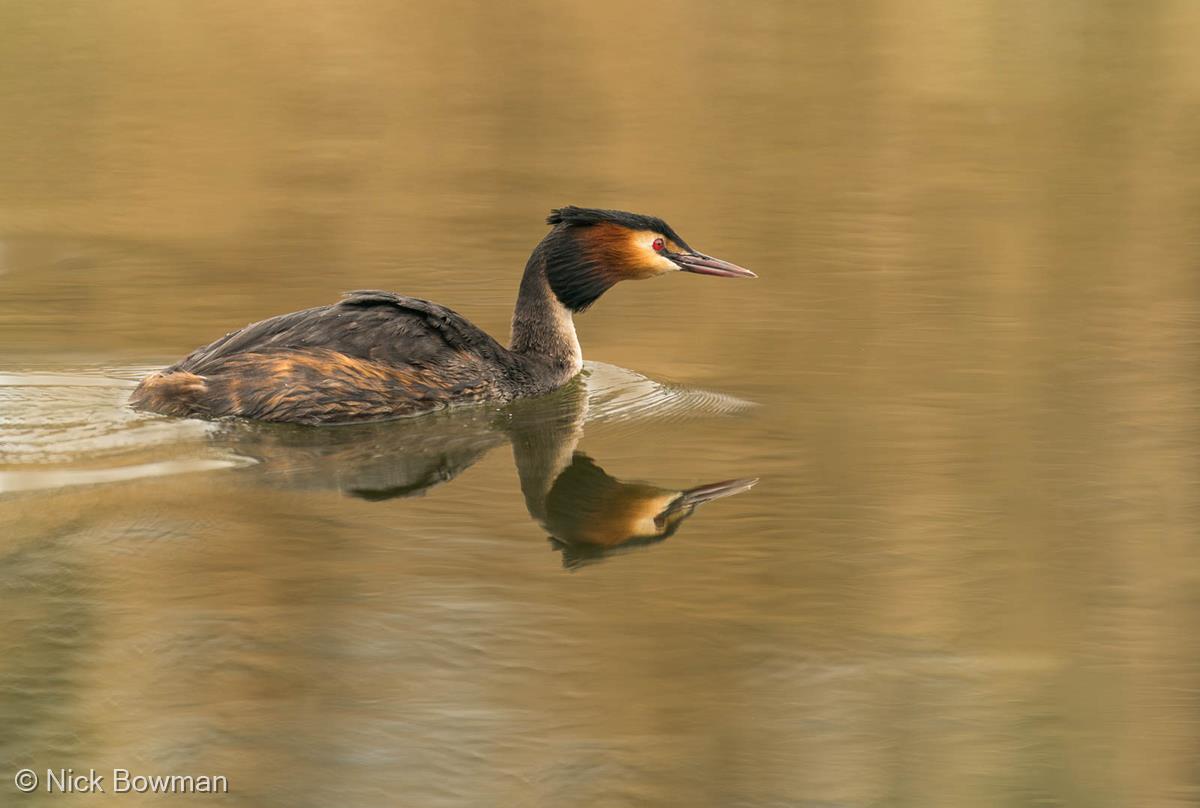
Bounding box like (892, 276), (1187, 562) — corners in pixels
(215, 370), (756, 568)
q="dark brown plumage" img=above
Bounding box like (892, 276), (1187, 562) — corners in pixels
(132, 292), (524, 423)
(131, 207), (754, 424)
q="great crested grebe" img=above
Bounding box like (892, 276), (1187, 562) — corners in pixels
(131, 206), (755, 424)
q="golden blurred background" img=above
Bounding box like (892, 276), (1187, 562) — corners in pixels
(1, 2), (1198, 806)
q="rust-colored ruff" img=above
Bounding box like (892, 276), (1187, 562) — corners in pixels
(581, 222), (679, 280)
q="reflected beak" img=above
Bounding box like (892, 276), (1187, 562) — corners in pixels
(673, 252), (757, 279)
(655, 477), (758, 528)
(676, 477), (758, 507)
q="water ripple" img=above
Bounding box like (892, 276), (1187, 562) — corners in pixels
(0, 362), (754, 495)
(582, 361), (755, 425)
(0, 368), (244, 494)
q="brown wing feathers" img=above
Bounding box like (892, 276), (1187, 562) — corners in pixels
(131, 292), (511, 423)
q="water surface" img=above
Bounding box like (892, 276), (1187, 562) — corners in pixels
(2, 3), (1199, 806)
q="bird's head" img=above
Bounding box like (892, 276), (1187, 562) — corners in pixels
(537, 206), (756, 312)
(542, 452), (758, 568)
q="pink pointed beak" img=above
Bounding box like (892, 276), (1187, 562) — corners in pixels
(673, 252), (757, 279)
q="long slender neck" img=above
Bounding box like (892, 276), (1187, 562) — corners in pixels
(507, 380), (588, 523)
(510, 243), (583, 384)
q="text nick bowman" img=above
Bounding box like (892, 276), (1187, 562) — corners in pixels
(43, 768), (228, 794)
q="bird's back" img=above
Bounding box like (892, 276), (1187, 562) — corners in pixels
(131, 291), (521, 424)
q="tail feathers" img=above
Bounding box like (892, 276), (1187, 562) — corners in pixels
(129, 370), (210, 417)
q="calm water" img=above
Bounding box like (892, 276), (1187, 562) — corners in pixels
(2, 3), (1199, 806)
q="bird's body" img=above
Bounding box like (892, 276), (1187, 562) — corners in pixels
(131, 291), (552, 423)
(131, 207), (754, 424)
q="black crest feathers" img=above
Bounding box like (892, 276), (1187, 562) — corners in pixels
(546, 206), (690, 250)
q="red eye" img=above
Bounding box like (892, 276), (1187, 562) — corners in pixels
(652, 238), (665, 252)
